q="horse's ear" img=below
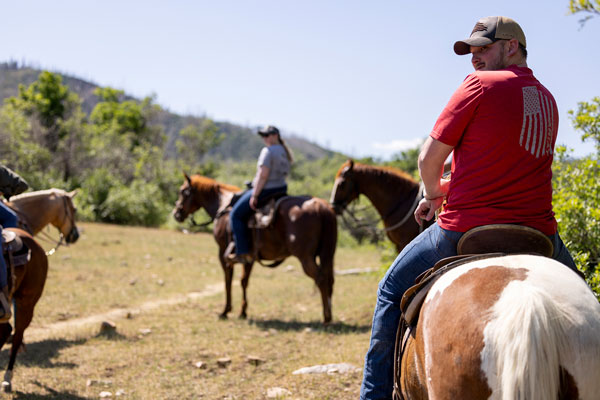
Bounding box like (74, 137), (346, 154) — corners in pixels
(183, 171), (191, 185)
(348, 159), (354, 170)
(68, 189), (78, 198)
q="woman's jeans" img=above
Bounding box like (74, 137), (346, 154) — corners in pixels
(0, 202), (19, 289)
(229, 185), (286, 255)
(360, 222), (578, 400)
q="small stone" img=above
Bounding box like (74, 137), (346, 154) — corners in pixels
(99, 391), (112, 398)
(139, 328), (152, 336)
(194, 361), (207, 369)
(157, 279), (165, 286)
(100, 321), (117, 335)
(120, 261), (128, 267)
(266, 387), (291, 398)
(217, 357), (231, 367)
(115, 389), (126, 396)
(246, 355), (265, 366)
(285, 265), (294, 272)
(87, 379), (113, 387)
(129, 278), (137, 286)
(292, 363), (361, 375)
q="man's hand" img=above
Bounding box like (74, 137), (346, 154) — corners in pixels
(250, 195), (258, 210)
(414, 197), (445, 225)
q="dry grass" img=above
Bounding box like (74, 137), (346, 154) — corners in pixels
(3, 222), (383, 399)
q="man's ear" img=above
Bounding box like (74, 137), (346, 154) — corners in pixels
(506, 39), (520, 57)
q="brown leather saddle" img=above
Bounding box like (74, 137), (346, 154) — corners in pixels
(393, 224), (555, 400)
(2, 230), (31, 294)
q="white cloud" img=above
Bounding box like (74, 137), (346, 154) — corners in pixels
(372, 137), (424, 152)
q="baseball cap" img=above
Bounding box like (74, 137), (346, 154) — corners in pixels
(454, 16), (526, 55)
(257, 125), (279, 137)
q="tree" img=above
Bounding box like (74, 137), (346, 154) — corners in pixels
(2, 71), (85, 183)
(175, 118), (223, 170)
(553, 99), (600, 296)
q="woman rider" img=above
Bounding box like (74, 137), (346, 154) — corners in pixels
(0, 165), (29, 322)
(227, 125), (294, 263)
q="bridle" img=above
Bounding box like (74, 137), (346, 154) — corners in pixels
(38, 195), (78, 256)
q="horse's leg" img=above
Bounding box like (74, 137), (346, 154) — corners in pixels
(239, 261), (254, 319)
(0, 323), (10, 351)
(218, 254), (233, 319)
(299, 257), (332, 324)
(1, 300), (34, 393)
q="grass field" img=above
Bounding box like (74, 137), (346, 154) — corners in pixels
(2, 222), (384, 399)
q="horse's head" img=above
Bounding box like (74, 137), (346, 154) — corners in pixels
(173, 172), (198, 223)
(330, 159), (360, 215)
(56, 190), (79, 244)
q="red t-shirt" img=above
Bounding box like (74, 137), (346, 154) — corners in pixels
(431, 65), (558, 235)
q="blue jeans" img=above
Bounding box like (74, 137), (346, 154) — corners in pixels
(360, 222), (577, 400)
(0, 202), (19, 289)
(229, 185), (286, 255)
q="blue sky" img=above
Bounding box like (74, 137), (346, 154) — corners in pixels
(1, 1), (598, 159)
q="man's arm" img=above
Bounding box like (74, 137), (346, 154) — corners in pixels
(414, 137), (453, 224)
(418, 136), (453, 199)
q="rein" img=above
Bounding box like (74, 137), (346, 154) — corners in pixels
(383, 183), (423, 232)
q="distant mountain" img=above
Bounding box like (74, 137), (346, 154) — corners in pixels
(0, 62), (336, 161)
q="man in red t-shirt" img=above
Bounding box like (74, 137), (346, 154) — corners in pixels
(360, 16), (577, 400)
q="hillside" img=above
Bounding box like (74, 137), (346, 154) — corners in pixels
(0, 62), (337, 161)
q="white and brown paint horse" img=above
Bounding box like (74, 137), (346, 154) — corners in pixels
(399, 254), (600, 400)
(173, 173), (338, 323)
(7, 188), (80, 247)
(330, 160), (432, 252)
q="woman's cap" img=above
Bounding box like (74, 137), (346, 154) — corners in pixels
(454, 16), (526, 55)
(258, 125), (279, 137)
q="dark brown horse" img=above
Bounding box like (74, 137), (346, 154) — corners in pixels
(0, 229), (49, 392)
(172, 173), (338, 323)
(330, 160), (431, 252)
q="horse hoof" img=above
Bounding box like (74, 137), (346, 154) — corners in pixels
(238, 313), (247, 320)
(2, 381), (11, 393)
(218, 313), (228, 320)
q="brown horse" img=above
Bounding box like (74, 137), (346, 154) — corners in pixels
(172, 173), (338, 323)
(330, 160), (431, 252)
(0, 229), (49, 392)
(397, 254), (600, 399)
(7, 188), (80, 247)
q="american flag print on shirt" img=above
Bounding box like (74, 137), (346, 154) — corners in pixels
(519, 86), (554, 158)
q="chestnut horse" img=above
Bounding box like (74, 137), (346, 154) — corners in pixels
(172, 173), (337, 323)
(7, 189), (80, 246)
(397, 254), (600, 400)
(330, 160), (432, 252)
(0, 229), (49, 392)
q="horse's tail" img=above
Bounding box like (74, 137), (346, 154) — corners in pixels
(316, 201), (337, 280)
(488, 280), (572, 400)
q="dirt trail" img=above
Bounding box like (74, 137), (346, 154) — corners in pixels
(24, 283), (224, 342)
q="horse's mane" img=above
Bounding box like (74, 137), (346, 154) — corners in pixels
(10, 188), (67, 202)
(336, 161), (417, 186)
(190, 175), (240, 194)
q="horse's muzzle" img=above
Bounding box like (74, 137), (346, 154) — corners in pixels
(331, 203), (344, 215)
(172, 208), (187, 223)
(66, 227), (79, 244)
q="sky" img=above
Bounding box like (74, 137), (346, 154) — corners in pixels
(1, 1), (598, 159)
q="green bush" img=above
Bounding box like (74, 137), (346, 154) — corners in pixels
(99, 180), (169, 227)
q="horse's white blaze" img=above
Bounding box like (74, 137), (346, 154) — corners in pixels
(424, 255), (600, 399)
(329, 178), (341, 204)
